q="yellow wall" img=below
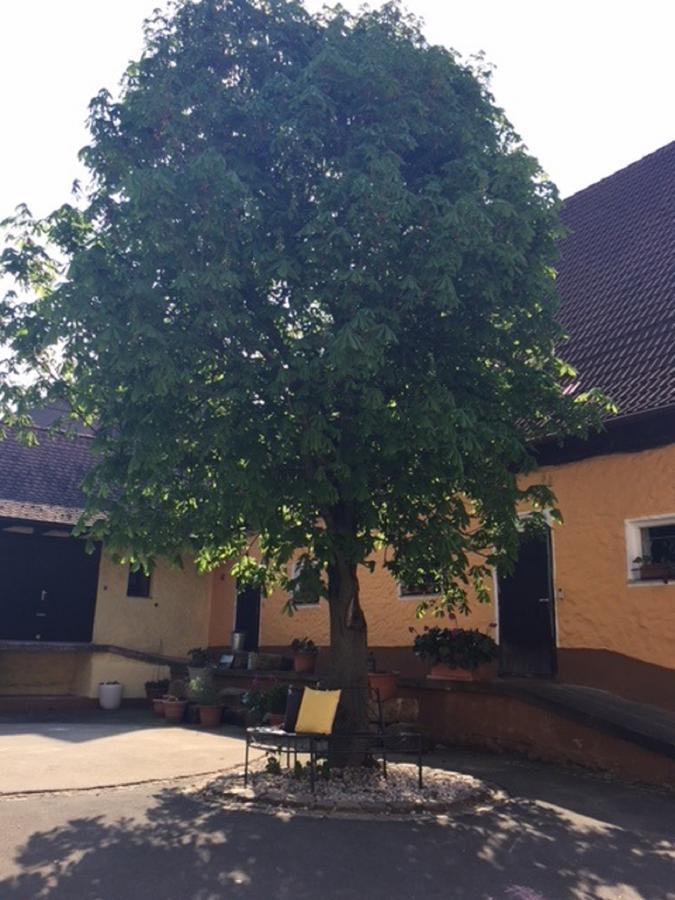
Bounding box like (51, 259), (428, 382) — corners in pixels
(74, 653), (170, 699)
(91, 554), (213, 657)
(0, 651), (83, 695)
(260, 444), (675, 672)
(206, 564), (237, 647)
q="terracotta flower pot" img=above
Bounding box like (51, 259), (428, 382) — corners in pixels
(163, 699), (188, 724)
(368, 672), (399, 701)
(292, 652), (316, 674)
(199, 705), (223, 728)
(428, 663), (493, 682)
(152, 698), (166, 717)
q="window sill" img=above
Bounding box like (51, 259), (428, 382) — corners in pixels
(627, 579), (675, 588)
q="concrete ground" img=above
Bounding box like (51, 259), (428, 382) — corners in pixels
(0, 715), (673, 899)
(0, 711), (252, 793)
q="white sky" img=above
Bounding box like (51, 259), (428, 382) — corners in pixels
(1, 0), (674, 221)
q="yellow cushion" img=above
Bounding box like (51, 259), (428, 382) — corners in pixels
(294, 688), (341, 735)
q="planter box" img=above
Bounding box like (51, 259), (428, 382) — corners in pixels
(428, 663), (494, 682)
(636, 564), (675, 582)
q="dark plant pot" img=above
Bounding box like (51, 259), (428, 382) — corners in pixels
(152, 698), (166, 718)
(428, 663), (493, 682)
(267, 712), (285, 727)
(293, 652), (316, 674)
(199, 705), (223, 728)
(163, 699), (188, 724)
(368, 672), (399, 701)
(146, 686), (166, 702)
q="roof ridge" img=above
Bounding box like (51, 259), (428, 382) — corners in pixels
(16, 423), (95, 442)
(563, 139), (675, 204)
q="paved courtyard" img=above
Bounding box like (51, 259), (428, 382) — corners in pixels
(0, 715), (673, 899)
(0, 711), (252, 793)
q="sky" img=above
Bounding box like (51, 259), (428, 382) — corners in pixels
(1, 0), (674, 223)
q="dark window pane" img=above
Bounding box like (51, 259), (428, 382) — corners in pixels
(127, 568), (151, 598)
(648, 525), (675, 564)
(400, 576), (441, 597)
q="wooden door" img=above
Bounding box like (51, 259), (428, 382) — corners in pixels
(498, 527), (556, 677)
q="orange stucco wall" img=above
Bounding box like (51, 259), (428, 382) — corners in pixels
(260, 443), (675, 673)
(260, 548), (495, 651)
(540, 443), (675, 669)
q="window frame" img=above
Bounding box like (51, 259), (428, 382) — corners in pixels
(625, 515), (675, 586)
(398, 578), (442, 601)
(288, 560), (322, 609)
(126, 566), (152, 599)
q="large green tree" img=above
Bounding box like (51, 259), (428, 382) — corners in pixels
(1, 0), (604, 738)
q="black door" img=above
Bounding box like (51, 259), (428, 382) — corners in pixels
(0, 525), (101, 642)
(498, 527), (556, 677)
(234, 585), (261, 652)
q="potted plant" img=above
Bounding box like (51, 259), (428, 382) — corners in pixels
(98, 681), (123, 710)
(412, 627), (498, 681)
(264, 683), (289, 727)
(368, 670), (399, 702)
(290, 637), (318, 674)
(145, 679), (170, 702)
(632, 556), (675, 582)
(189, 676), (223, 728)
(151, 696), (166, 718)
(163, 695), (188, 724)
(241, 685), (269, 725)
(187, 647), (214, 680)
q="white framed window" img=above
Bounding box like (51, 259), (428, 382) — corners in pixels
(625, 515), (675, 585)
(398, 575), (441, 600)
(289, 560), (321, 608)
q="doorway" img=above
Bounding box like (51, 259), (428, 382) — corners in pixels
(234, 584), (261, 652)
(498, 526), (556, 677)
(0, 522), (101, 642)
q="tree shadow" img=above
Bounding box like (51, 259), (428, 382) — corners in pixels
(1, 782), (674, 899)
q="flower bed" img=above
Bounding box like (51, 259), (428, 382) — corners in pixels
(198, 759), (495, 817)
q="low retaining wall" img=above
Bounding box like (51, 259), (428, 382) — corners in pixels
(0, 643), (172, 699)
(401, 681), (675, 789)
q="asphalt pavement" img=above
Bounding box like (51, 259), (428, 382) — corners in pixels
(0, 742), (673, 900)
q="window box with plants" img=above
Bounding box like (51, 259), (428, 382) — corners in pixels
(632, 556), (675, 583)
(412, 627), (499, 682)
(290, 637), (318, 674)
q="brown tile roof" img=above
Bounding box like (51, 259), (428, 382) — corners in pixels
(557, 140), (675, 419)
(0, 428), (93, 522)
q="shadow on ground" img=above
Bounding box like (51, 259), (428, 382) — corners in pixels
(1, 774), (673, 900)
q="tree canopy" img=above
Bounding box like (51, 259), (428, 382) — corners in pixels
(1, 0), (605, 706)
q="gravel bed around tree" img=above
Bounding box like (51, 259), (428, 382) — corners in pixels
(196, 758), (498, 817)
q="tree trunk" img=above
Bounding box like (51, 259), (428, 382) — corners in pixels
(326, 549), (370, 766)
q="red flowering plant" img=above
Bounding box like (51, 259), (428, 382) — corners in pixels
(411, 626), (498, 670)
